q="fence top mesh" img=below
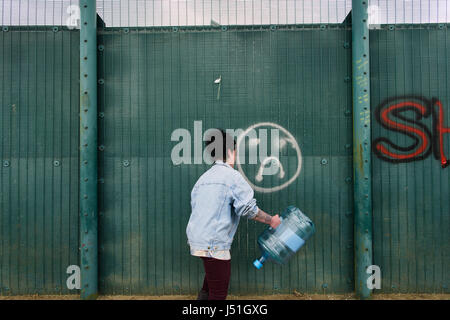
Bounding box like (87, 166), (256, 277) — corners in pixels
(1, 0), (449, 28)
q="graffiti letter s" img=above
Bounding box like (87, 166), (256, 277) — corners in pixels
(373, 100), (432, 163)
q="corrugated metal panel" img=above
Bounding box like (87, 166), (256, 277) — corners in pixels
(97, 26), (354, 295)
(370, 26), (450, 293)
(0, 29), (79, 295)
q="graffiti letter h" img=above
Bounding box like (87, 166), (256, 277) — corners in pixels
(435, 100), (450, 168)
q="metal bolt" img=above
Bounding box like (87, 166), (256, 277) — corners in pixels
(322, 283), (328, 289)
(221, 26), (227, 32)
(123, 28), (129, 33)
(53, 160), (60, 167)
(172, 26), (178, 32)
(98, 44), (104, 51)
(3, 160), (10, 167)
(52, 26), (59, 33)
(270, 25), (276, 31)
(99, 112), (105, 118)
(123, 160), (130, 167)
(345, 177), (352, 184)
(321, 158), (328, 165)
(343, 41), (350, 49)
(2, 26), (9, 32)
(98, 79), (104, 85)
(98, 145), (105, 151)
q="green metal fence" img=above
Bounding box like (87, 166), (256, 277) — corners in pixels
(97, 26), (354, 295)
(0, 27), (80, 295)
(370, 25), (450, 293)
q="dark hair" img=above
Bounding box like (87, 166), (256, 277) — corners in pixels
(204, 128), (236, 161)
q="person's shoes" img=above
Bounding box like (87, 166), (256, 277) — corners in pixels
(197, 289), (209, 300)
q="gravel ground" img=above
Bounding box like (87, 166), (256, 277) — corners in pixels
(1, 293), (449, 300)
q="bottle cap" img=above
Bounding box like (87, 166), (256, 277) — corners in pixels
(253, 259), (263, 269)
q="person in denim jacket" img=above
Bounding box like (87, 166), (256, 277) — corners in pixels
(186, 129), (281, 300)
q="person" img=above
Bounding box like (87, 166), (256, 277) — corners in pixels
(186, 129), (281, 300)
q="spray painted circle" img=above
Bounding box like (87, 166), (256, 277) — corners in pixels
(236, 122), (302, 193)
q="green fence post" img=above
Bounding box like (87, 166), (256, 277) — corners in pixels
(352, 0), (373, 299)
(80, 0), (98, 300)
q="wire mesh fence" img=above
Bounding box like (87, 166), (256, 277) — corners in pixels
(1, 0), (449, 27)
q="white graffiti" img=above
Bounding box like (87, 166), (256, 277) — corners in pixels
(255, 156), (285, 182)
(236, 122), (302, 193)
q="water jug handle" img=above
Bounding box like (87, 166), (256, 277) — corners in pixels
(268, 215), (283, 231)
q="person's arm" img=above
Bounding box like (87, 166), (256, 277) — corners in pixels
(252, 208), (281, 229)
(231, 172), (281, 229)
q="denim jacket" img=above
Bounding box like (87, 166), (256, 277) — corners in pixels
(186, 160), (259, 251)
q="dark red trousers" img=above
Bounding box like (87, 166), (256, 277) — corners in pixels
(201, 257), (231, 300)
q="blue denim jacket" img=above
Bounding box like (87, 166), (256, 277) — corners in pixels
(186, 160), (259, 251)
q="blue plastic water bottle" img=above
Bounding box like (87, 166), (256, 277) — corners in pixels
(253, 206), (315, 269)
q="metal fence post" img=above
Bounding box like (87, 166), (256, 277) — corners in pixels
(352, 0), (373, 299)
(80, 0), (98, 300)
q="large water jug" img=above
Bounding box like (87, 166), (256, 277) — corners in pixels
(253, 206), (315, 269)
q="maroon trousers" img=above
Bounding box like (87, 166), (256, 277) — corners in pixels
(200, 257), (231, 300)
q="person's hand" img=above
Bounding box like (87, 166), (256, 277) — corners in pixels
(270, 214), (281, 229)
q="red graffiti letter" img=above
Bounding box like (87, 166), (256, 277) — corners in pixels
(434, 100), (450, 168)
(374, 101), (430, 161)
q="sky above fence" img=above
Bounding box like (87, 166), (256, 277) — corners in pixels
(1, 0), (449, 27)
